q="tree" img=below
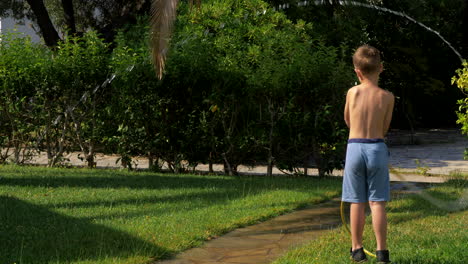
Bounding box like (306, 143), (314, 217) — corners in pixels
(25, 0), (61, 47)
(1, 0), (152, 47)
(61, 0), (76, 35)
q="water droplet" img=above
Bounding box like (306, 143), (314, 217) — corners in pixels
(109, 74), (116, 82)
(53, 115), (62, 125)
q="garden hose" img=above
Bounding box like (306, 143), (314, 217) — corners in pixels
(340, 200), (377, 259)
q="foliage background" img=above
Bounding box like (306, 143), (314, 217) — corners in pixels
(0, 0), (466, 173)
(0, 0), (354, 176)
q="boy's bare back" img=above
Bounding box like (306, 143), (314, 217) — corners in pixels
(345, 82), (394, 139)
(345, 45), (394, 139)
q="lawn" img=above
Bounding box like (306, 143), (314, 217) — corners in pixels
(0, 165), (341, 264)
(273, 174), (468, 264)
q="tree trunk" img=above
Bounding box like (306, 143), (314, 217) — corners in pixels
(311, 138), (325, 177)
(222, 153), (233, 176)
(208, 151), (214, 173)
(267, 111), (275, 177)
(86, 153), (95, 168)
(303, 155), (308, 177)
(61, 0), (76, 35)
(267, 123), (274, 177)
(148, 153), (154, 170)
(266, 98), (276, 177)
(25, 0), (61, 47)
(48, 113), (68, 167)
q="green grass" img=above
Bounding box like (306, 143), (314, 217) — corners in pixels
(0, 165), (341, 264)
(273, 173), (468, 264)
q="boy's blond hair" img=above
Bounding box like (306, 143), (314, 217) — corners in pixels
(353, 45), (381, 75)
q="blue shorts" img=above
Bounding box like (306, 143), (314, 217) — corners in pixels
(342, 138), (390, 203)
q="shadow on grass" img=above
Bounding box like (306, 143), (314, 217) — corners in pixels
(68, 190), (247, 221)
(0, 195), (165, 264)
(0, 172), (235, 190)
(0, 167), (342, 191)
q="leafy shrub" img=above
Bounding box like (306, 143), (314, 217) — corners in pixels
(0, 31), (110, 166)
(164, 0), (354, 176)
(0, 1), (354, 175)
(0, 32), (50, 163)
(452, 60), (468, 159)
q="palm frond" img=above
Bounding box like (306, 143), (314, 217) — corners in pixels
(151, 0), (179, 80)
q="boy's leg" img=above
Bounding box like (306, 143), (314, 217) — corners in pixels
(343, 142), (368, 254)
(365, 142), (390, 251)
(350, 202), (366, 250)
(369, 201), (387, 250)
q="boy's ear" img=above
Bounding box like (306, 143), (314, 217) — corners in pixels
(379, 63), (384, 73)
(354, 68), (363, 80)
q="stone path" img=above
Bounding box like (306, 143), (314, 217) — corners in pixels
(388, 142), (467, 175)
(152, 199), (344, 264)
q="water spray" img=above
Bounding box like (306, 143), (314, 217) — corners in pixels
(37, 65), (135, 147)
(272, 0), (464, 63)
(52, 65), (133, 126)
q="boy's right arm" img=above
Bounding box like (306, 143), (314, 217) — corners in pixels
(344, 90), (351, 128)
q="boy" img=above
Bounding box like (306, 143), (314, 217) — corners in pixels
(342, 45), (394, 263)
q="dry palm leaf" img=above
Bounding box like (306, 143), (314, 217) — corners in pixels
(151, 0), (180, 79)
(151, 0), (203, 79)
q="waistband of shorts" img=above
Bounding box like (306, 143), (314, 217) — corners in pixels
(348, 138), (385, 144)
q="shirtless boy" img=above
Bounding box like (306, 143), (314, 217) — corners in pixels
(342, 45), (394, 263)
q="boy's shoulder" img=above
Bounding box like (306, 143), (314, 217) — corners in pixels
(347, 85), (394, 101)
(378, 87), (394, 99)
(346, 85), (361, 95)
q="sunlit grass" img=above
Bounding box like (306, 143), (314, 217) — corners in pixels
(0, 165), (341, 264)
(273, 173), (468, 264)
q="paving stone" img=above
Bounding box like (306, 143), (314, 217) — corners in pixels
(152, 200), (343, 264)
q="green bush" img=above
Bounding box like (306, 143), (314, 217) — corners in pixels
(0, 32), (50, 163)
(161, 0), (353, 176)
(44, 31), (110, 167)
(0, 1), (354, 175)
(452, 60), (468, 159)
(0, 31), (110, 166)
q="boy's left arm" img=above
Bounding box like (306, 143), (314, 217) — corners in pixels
(383, 93), (395, 136)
